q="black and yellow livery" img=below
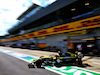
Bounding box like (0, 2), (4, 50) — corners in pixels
(28, 52), (83, 68)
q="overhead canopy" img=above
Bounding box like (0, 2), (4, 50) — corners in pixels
(17, 4), (39, 20)
(8, 0), (77, 34)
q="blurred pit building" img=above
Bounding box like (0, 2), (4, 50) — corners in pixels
(0, 0), (100, 56)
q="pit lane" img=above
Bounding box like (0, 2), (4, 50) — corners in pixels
(0, 50), (58, 75)
(0, 46), (100, 75)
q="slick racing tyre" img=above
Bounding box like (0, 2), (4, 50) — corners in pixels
(35, 60), (42, 68)
(28, 63), (35, 68)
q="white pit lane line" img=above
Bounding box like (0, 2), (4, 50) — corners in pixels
(92, 62), (100, 65)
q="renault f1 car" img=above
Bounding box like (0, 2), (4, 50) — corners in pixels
(28, 52), (83, 68)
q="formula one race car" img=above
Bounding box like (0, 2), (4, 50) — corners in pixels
(28, 51), (84, 68)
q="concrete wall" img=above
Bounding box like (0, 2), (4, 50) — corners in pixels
(94, 28), (100, 36)
(28, 38), (36, 43)
(46, 33), (68, 52)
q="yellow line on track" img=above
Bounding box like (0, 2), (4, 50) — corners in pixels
(83, 60), (92, 65)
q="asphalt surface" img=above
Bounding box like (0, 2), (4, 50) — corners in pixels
(0, 52), (59, 75)
(0, 46), (100, 73)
